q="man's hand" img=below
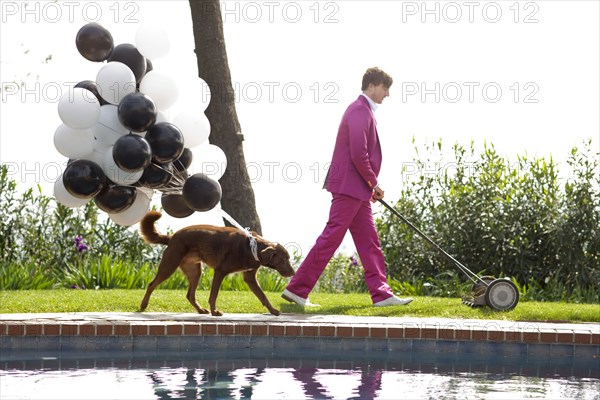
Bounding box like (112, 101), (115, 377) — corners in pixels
(371, 185), (384, 202)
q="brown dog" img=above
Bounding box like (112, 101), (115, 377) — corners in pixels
(139, 211), (295, 316)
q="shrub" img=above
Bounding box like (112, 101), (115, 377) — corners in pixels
(376, 139), (599, 302)
(316, 253), (368, 293)
(0, 165), (162, 289)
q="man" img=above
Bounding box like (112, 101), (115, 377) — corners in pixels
(282, 67), (413, 307)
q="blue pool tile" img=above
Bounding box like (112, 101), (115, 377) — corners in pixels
(477, 341), (505, 356)
(38, 335), (60, 351)
(574, 345), (599, 359)
(436, 340), (459, 354)
(366, 338), (389, 352)
(84, 335), (110, 352)
(60, 336), (86, 352)
(204, 334), (229, 350)
(109, 336), (133, 352)
(457, 340), (479, 354)
(412, 339), (436, 354)
(6, 336), (37, 351)
(248, 335), (273, 350)
(342, 337), (367, 352)
(157, 335), (181, 351)
(226, 334), (252, 348)
(318, 338), (344, 353)
(503, 342), (528, 357)
(550, 344), (575, 358)
(132, 336), (157, 352)
(388, 338), (412, 353)
(527, 343), (551, 357)
(272, 335), (298, 351)
(180, 335), (204, 352)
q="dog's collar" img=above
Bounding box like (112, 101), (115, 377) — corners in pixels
(219, 209), (260, 262)
(248, 233), (259, 262)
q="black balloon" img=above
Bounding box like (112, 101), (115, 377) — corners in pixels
(145, 59), (153, 74)
(182, 173), (222, 212)
(145, 122), (185, 164)
(161, 194), (194, 218)
(75, 23), (114, 62)
(118, 92), (157, 132)
(62, 159), (107, 199)
(107, 43), (146, 82)
(139, 163), (173, 189)
(75, 80), (108, 106)
(112, 134), (152, 172)
(94, 185), (137, 213)
(173, 148), (193, 172)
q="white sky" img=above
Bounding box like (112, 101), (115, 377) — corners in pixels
(1, 0), (599, 258)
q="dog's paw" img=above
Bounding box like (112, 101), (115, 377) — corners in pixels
(269, 308), (281, 316)
(197, 307), (210, 314)
(211, 310), (223, 317)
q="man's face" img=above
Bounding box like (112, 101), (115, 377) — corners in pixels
(369, 83), (390, 104)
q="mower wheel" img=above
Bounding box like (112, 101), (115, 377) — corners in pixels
(485, 278), (519, 311)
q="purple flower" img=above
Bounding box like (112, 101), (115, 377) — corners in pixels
(349, 256), (359, 267)
(74, 236), (88, 253)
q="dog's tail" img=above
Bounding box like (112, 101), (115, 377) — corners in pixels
(139, 211), (171, 245)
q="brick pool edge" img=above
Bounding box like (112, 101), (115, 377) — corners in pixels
(1, 312), (598, 358)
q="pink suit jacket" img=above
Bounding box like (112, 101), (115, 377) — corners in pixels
(324, 95), (382, 201)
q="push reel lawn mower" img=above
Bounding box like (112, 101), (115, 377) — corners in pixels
(379, 199), (519, 311)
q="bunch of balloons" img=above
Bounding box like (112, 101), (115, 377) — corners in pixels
(53, 22), (226, 226)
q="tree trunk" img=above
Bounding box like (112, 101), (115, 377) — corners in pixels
(188, 0), (262, 234)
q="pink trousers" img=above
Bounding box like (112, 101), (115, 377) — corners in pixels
(286, 193), (394, 303)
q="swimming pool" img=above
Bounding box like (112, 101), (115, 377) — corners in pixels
(2, 312), (598, 399)
(2, 348), (598, 399)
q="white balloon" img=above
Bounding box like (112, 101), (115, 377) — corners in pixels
(53, 174), (89, 208)
(191, 144), (227, 180)
(94, 139), (112, 153)
(101, 146), (143, 185)
(194, 77), (211, 111)
(156, 110), (169, 124)
(135, 24), (170, 60)
(172, 77), (211, 113)
(93, 105), (129, 145)
(173, 111), (210, 148)
(53, 124), (95, 159)
(139, 70), (179, 111)
(137, 186), (154, 201)
(58, 88), (101, 129)
(109, 188), (151, 226)
(80, 144), (106, 166)
(96, 62), (136, 105)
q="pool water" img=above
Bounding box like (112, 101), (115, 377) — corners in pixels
(2, 352), (598, 400)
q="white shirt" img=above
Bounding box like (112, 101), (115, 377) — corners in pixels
(361, 93), (378, 112)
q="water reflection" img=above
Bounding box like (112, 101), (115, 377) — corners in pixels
(1, 352), (598, 399)
(144, 366), (384, 399)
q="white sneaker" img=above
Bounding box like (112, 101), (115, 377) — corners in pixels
(281, 289), (320, 307)
(374, 295), (413, 307)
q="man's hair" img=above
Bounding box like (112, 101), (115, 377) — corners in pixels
(361, 67), (393, 91)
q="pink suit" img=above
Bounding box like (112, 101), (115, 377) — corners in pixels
(286, 95), (394, 303)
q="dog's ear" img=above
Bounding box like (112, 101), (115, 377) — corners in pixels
(259, 245), (277, 264)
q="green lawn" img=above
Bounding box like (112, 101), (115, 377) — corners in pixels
(1, 289), (598, 323)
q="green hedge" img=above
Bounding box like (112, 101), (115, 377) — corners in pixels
(376, 139), (599, 302)
(0, 166), (161, 287)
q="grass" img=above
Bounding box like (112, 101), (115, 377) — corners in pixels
(1, 289), (598, 323)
